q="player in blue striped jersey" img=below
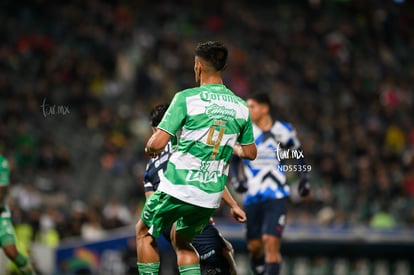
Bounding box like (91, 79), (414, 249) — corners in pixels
(229, 93), (311, 275)
(142, 104), (238, 275)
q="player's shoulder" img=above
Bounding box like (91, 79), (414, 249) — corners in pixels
(235, 95), (248, 107)
(273, 120), (295, 132)
(179, 87), (204, 96)
(169, 89), (197, 103)
(168, 89), (198, 109)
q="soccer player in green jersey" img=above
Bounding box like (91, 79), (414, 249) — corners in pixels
(0, 155), (36, 275)
(136, 41), (257, 275)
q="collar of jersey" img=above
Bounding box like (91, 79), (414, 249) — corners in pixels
(200, 83), (225, 87)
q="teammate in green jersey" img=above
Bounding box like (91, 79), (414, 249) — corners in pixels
(136, 41), (257, 275)
(0, 155), (36, 275)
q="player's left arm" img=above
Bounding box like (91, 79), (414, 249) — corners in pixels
(222, 186), (246, 223)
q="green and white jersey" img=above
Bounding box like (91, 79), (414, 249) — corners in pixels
(157, 84), (254, 208)
(0, 155), (9, 187)
(0, 155), (10, 211)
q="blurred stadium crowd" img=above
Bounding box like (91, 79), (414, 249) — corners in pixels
(0, 0), (413, 249)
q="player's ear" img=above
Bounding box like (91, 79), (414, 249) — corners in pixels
(194, 58), (202, 72)
(194, 56), (201, 65)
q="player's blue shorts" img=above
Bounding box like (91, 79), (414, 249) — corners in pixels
(193, 223), (232, 275)
(245, 197), (288, 239)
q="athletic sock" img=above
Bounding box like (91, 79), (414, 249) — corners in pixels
(265, 262), (280, 275)
(251, 255), (265, 275)
(137, 262), (160, 275)
(178, 264), (201, 275)
(13, 253), (35, 275)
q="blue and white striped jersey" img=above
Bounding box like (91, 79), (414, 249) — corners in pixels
(143, 142), (173, 192)
(242, 121), (301, 205)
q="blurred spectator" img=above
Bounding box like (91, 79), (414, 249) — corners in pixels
(38, 207), (61, 248)
(14, 123), (37, 171)
(11, 184), (42, 212)
(81, 208), (106, 241)
(369, 204), (397, 230)
(102, 197), (132, 229)
(403, 166), (414, 197)
(65, 200), (88, 238)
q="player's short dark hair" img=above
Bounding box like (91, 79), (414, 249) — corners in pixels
(195, 41), (228, 71)
(150, 103), (169, 127)
(247, 93), (272, 109)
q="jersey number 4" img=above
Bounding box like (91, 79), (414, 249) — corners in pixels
(206, 126), (225, 159)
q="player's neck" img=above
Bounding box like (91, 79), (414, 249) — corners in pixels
(200, 74), (223, 86)
(256, 115), (273, 131)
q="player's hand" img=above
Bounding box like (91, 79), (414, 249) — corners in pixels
(231, 177), (248, 193)
(298, 178), (311, 197)
(230, 205), (247, 223)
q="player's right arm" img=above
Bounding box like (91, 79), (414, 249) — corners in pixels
(233, 143), (256, 160)
(146, 93), (186, 158)
(234, 113), (257, 160)
(145, 129), (172, 157)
